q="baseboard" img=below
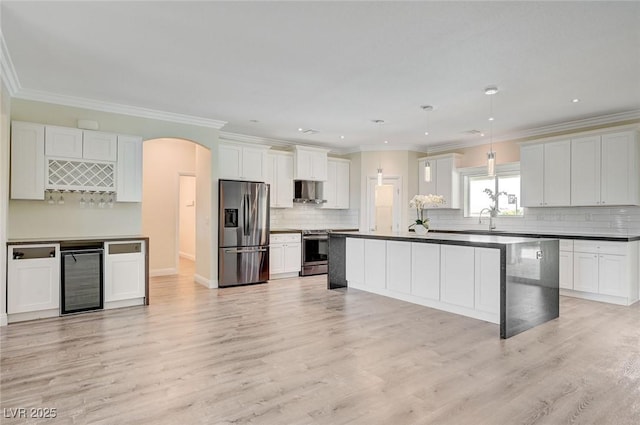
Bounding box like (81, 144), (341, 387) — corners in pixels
(149, 268), (178, 277)
(269, 271), (300, 280)
(195, 273), (218, 289)
(179, 252), (195, 261)
(0, 312), (7, 327)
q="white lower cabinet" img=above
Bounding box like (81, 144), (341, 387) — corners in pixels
(364, 239), (386, 289)
(411, 243), (440, 300)
(104, 241), (146, 307)
(440, 245), (475, 309)
(573, 252), (599, 293)
(344, 237), (501, 323)
(386, 241), (411, 294)
(7, 244), (60, 321)
(564, 240), (638, 305)
(269, 233), (301, 278)
(345, 238), (365, 285)
(474, 248), (500, 315)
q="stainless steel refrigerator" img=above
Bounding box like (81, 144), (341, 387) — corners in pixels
(218, 179), (270, 287)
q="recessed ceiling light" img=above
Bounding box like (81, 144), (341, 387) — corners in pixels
(340, 135), (345, 139)
(485, 86), (499, 95)
(424, 131), (429, 136)
(572, 98), (580, 103)
(384, 140), (388, 144)
(480, 133), (485, 137)
(298, 128), (303, 132)
(488, 117), (494, 121)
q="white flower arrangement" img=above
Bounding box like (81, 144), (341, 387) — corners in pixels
(409, 194), (445, 228)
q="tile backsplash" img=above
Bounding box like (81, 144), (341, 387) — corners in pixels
(420, 206), (640, 235)
(270, 205), (359, 230)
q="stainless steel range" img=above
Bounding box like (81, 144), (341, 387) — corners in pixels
(301, 229), (329, 276)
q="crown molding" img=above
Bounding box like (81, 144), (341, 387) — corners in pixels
(428, 109), (640, 153)
(219, 131), (292, 148)
(13, 88), (228, 129)
(341, 144), (429, 155)
(0, 30), (20, 95)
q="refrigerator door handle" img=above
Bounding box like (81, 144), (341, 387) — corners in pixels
(224, 247), (268, 254)
(243, 194), (250, 236)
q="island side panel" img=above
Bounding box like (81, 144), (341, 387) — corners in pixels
(327, 234), (347, 289)
(502, 240), (559, 338)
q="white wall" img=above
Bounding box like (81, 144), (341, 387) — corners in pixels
(179, 175), (196, 260)
(0, 80), (10, 326)
(195, 145), (213, 286)
(142, 138), (196, 274)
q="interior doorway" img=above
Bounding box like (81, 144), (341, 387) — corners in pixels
(366, 176), (402, 233)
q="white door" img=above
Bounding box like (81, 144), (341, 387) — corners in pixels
(573, 252), (599, 292)
(559, 251), (574, 290)
(367, 176), (402, 233)
(543, 140), (571, 206)
(598, 254), (627, 297)
(520, 144), (544, 207)
(571, 136), (601, 206)
(601, 132), (637, 205)
(386, 241), (411, 294)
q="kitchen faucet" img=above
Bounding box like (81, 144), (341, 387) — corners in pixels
(478, 208), (496, 231)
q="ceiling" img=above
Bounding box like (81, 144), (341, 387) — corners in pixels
(2, 1), (639, 152)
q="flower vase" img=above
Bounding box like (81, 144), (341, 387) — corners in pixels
(414, 224), (429, 235)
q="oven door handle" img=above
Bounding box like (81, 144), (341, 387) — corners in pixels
(303, 236), (328, 240)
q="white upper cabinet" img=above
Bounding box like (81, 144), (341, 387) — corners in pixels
(83, 131), (118, 161)
(572, 131), (639, 206)
(116, 135), (143, 202)
(571, 136), (601, 206)
(520, 140), (571, 207)
(321, 158), (350, 209)
(600, 131), (639, 206)
(10, 121), (45, 200)
(417, 154), (460, 209)
(45, 125), (83, 158)
(266, 152), (294, 208)
(293, 146), (329, 181)
(219, 143), (270, 182)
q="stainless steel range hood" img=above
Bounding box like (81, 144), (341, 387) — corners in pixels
(294, 180), (326, 204)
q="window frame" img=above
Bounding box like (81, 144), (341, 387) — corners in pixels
(461, 162), (523, 218)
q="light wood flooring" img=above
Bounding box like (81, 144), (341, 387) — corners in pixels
(1, 259), (639, 425)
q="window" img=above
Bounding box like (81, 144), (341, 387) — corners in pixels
(463, 164), (523, 217)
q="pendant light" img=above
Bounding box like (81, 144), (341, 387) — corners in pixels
(485, 86), (498, 177)
(373, 119), (385, 186)
(421, 105), (434, 182)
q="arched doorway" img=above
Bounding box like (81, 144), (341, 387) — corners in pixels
(142, 138), (210, 286)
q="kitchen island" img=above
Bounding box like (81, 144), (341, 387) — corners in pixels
(328, 231), (559, 338)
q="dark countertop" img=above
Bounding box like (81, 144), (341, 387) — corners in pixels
(270, 228), (359, 234)
(330, 230), (551, 249)
(427, 229), (640, 242)
(7, 235), (149, 245)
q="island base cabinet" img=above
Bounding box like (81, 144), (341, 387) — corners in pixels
(345, 238), (365, 286)
(104, 241), (146, 308)
(440, 245), (475, 309)
(7, 244), (60, 322)
(386, 241), (411, 294)
(364, 239), (386, 290)
(474, 248), (500, 315)
(410, 243), (440, 300)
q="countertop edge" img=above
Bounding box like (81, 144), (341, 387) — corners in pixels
(7, 236), (150, 245)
